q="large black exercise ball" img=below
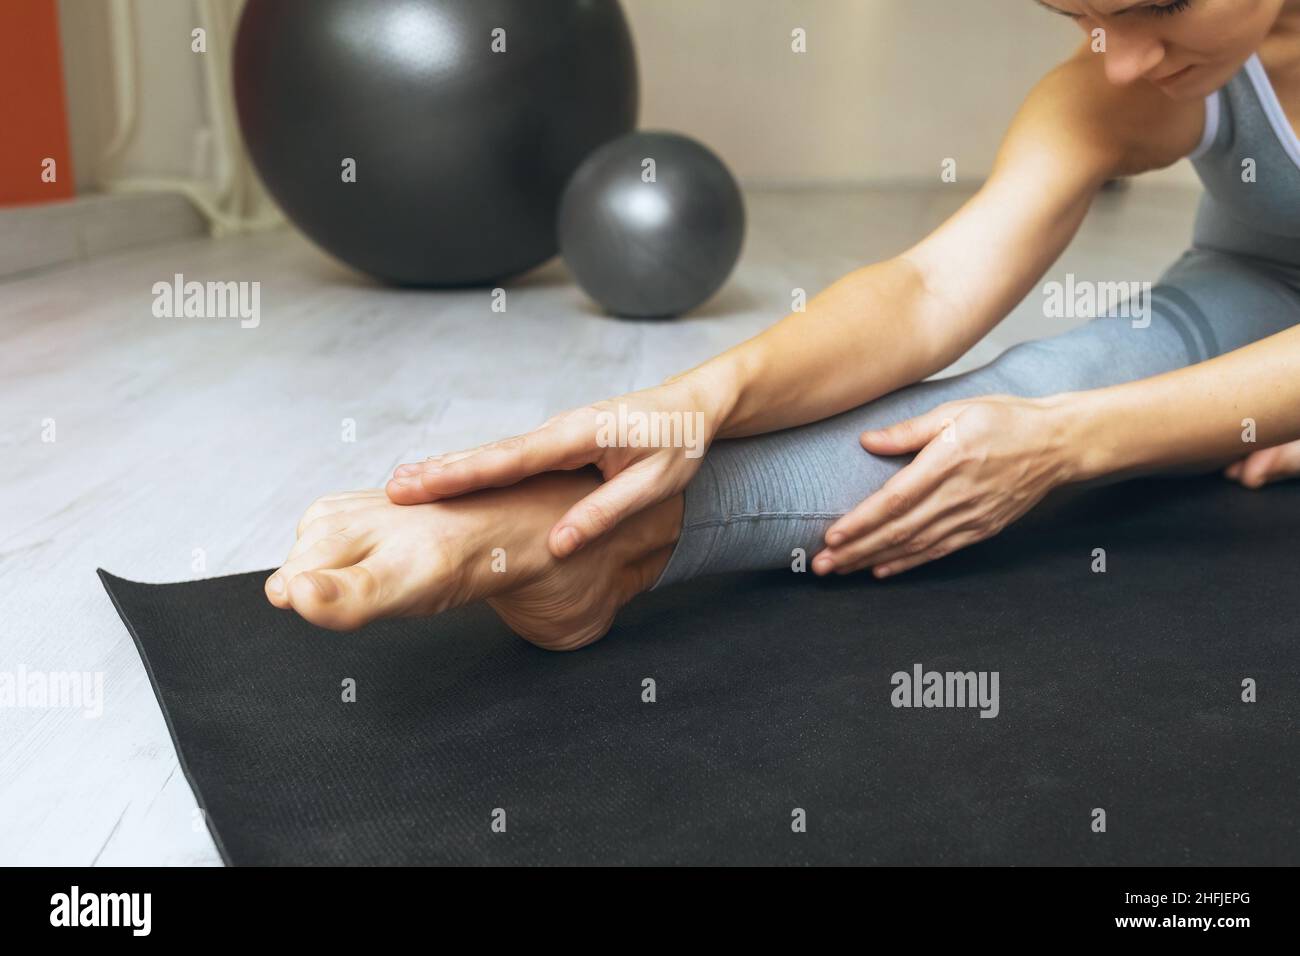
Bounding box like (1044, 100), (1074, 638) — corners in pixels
(234, 0), (638, 286)
(558, 130), (745, 318)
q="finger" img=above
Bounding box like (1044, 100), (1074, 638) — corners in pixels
(389, 443), (492, 484)
(822, 443), (954, 549)
(843, 511), (977, 573)
(1224, 460), (1244, 481)
(548, 464), (663, 557)
(394, 457), (447, 477)
(295, 491), (386, 537)
(818, 499), (969, 576)
(1276, 442), (1300, 477)
(873, 527), (986, 579)
(1239, 447), (1281, 489)
(265, 531), (371, 608)
(387, 469), (447, 503)
(393, 446), (481, 476)
(858, 404), (958, 456)
(388, 427), (591, 504)
(821, 503), (974, 575)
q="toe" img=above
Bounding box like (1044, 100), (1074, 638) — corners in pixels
(266, 531), (370, 608)
(290, 504), (385, 557)
(290, 514), (349, 558)
(296, 490), (385, 537)
(286, 564), (383, 631)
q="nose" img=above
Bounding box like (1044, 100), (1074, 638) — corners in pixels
(1099, 28), (1167, 85)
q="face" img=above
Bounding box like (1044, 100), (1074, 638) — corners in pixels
(1036, 0), (1287, 98)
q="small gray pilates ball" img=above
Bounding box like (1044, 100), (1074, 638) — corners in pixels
(558, 131), (745, 318)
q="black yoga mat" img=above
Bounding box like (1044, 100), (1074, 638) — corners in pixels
(101, 476), (1299, 866)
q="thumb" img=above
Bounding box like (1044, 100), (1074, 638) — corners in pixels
(860, 407), (953, 455)
(548, 467), (659, 558)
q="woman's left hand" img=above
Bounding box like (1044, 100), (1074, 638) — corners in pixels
(1223, 439), (1300, 488)
(813, 394), (1077, 579)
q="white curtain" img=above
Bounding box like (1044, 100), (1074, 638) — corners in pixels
(97, 0), (281, 235)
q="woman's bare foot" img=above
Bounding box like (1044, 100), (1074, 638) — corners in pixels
(264, 470), (683, 650)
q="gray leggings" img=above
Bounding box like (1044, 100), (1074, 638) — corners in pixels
(655, 248), (1300, 587)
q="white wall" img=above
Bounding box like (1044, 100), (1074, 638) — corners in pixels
(624, 0), (1074, 184)
(623, 0), (1198, 187)
(58, 0), (1199, 191)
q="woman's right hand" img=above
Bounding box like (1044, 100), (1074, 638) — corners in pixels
(386, 369), (736, 557)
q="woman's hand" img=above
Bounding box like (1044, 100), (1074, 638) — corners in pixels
(1224, 439), (1300, 489)
(813, 394), (1078, 578)
(386, 369), (736, 558)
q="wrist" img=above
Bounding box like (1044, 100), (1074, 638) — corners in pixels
(666, 351), (753, 440)
(1044, 389), (1116, 485)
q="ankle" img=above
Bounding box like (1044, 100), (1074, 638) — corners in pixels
(612, 494), (684, 595)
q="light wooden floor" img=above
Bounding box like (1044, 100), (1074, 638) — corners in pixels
(0, 183), (1200, 865)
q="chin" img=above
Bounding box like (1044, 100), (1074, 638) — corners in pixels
(1152, 65), (1232, 100)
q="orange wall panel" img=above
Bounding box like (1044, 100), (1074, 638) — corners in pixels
(1, 0), (75, 205)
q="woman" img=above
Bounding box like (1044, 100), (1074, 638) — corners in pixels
(266, 0), (1300, 647)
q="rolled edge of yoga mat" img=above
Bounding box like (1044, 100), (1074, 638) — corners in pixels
(99, 568), (238, 866)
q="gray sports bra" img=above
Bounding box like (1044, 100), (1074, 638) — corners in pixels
(1190, 53), (1300, 269)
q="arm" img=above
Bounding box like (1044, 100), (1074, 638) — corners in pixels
(1066, 323), (1300, 481)
(390, 50), (1201, 557)
(816, 323), (1300, 579)
(686, 49), (1197, 439)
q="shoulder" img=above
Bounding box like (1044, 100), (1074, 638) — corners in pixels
(1029, 45), (1208, 175)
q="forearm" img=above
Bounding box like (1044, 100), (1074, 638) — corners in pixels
(674, 121), (1108, 439)
(1062, 324), (1300, 482)
(671, 257), (955, 440)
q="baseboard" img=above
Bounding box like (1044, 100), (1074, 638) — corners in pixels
(0, 191), (208, 280)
